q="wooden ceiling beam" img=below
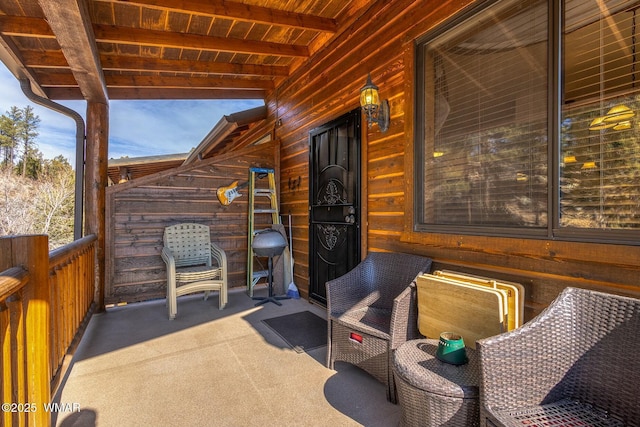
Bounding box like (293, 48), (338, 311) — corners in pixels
(105, 75), (274, 90)
(22, 50), (290, 76)
(38, 72), (274, 90)
(97, 0), (337, 33)
(46, 87), (266, 100)
(99, 55), (289, 77)
(109, 87), (265, 100)
(93, 25), (309, 58)
(19, 50), (69, 68)
(36, 0), (108, 103)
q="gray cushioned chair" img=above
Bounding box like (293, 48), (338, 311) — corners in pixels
(477, 287), (640, 427)
(326, 252), (432, 403)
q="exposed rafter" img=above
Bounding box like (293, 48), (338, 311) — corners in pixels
(37, 73), (274, 90)
(93, 25), (310, 58)
(43, 86), (266, 100)
(36, 0), (108, 103)
(21, 51), (290, 76)
(0, 16), (54, 37)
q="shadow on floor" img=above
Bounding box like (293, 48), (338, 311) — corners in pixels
(54, 288), (400, 426)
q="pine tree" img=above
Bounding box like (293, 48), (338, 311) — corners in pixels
(18, 105), (40, 176)
(0, 106), (23, 168)
(0, 105), (75, 248)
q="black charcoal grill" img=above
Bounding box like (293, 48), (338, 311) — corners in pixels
(252, 229), (289, 306)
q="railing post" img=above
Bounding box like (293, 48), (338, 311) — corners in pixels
(11, 235), (51, 426)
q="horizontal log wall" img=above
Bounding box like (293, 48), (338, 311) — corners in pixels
(105, 141), (278, 304)
(229, 0), (640, 320)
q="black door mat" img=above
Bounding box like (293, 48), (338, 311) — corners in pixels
(262, 311), (327, 353)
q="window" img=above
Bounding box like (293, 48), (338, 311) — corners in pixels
(415, 0), (640, 244)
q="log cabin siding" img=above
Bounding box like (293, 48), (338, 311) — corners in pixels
(105, 141), (278, 304)
(227, 0), (639, 320)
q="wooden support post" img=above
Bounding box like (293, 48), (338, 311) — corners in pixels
(84, 101), (109, 312)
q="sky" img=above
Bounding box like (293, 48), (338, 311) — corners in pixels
(0, 65), (264, 167)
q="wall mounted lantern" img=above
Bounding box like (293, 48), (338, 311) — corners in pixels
(360, 73), (390, 132)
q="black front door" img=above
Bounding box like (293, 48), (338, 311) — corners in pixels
(309, 108), (361, 306)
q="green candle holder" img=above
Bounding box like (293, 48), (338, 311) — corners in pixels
(435, 332), (468, 365)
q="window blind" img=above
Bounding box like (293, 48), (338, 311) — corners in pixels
(421, 0), (549, 228)
(560, 0), (640, 229)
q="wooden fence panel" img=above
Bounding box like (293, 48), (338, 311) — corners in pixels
(105, 140), (278, 304)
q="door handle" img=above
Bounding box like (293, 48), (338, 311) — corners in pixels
(345, 206), (356, 224)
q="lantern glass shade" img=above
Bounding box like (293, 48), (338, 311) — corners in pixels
(359, 73), (390, 132)
(360, 86), (380, 110)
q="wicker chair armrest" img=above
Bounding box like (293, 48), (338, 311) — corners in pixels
(389, 281), (422, 351)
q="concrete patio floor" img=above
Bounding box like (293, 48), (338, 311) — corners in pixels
(53, 285), (401, 427)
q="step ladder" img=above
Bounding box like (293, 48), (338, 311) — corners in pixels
(247, 167), (280, 297)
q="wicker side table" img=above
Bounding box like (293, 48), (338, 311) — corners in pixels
(392, 339), (480, 427)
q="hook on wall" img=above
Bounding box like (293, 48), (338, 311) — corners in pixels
(288, 176), (301, 191)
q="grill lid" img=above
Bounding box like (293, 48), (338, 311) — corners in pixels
(252, 228), (287, 257)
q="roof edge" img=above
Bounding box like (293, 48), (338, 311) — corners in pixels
(183, 105), (267, 165)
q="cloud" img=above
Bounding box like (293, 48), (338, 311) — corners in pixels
(107, 99), (263, 159)
(0, 66), (264, 167)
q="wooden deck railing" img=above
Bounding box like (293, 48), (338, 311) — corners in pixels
(48, 235), (97, 394)
(0, 234), (96, 427)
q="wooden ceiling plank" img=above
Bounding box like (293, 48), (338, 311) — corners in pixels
(93, 24), (309, 57)
(97, 0), (337, 33)
(114, 2), (143, 28)
(187, 14), (212, 35)
(37, 0), (108, 103)
(88, 0), (116, 26)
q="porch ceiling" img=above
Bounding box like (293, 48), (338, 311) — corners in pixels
(0, 0), (370, 102)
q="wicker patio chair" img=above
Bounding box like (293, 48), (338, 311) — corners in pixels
(161, 223), (228, 320)
(477, 287), (640, 427)
(326, 252), (432, 403)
